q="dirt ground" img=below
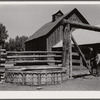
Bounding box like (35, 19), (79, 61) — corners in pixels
(1, 64), (100, 91)
(0, 70), (100, 91)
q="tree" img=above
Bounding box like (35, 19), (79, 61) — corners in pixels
(15, 36), (20, 51)
(19, 36), (28, 51)
(15, 35), (28, 51)
(5, 35), (28, 51)
(0, 23), (8, 47)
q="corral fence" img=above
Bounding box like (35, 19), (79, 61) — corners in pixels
(0, 49), (6, 82)
(0, 49), (90, 85)
(6, 50), (90, 66)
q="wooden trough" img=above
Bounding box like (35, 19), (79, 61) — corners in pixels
(5, 66), (66, 86)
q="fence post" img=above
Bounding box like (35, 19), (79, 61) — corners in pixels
(0, 46), (1, 67)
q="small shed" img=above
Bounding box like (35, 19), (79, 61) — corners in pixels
(25, 8), (89, 51)
(53, 28), (100, 48)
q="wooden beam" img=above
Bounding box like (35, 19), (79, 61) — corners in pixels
(62, 24), (72, 78)
(7, 51), (62, 54)
(62, 19), (100, 32)
(71, 35), (91, 73)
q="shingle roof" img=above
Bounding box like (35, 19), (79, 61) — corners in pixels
(25, 8), (89, 42)
(53, 27), (100, 48)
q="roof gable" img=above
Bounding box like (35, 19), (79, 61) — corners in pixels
(64, 8), (89, 24)
(26, 8), (89, 42)
(68, 13), (81, 22)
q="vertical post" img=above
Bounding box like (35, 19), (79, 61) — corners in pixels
(22, 72), (26, 85)
(37, 73), (41, 86)
(69, 28), (72, 78)
(0, 45), (1, 67)
(80, 56), (83, 67)
(62, 23), (72, 78)
(0, 46), (1, 81)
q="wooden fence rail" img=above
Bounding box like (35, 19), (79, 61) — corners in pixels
(6, 51), (62, 66)
(5, 50), (90, 67)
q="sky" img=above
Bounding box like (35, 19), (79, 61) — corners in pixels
(1, 2), (100, 40)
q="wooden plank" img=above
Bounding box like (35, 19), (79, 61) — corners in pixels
(7, 52), (78, 59)
(72, 52), (79, 56)
(7, 51), (62, 54)
(6, 67), (63, 71)
(0, 49), (6, 52)
(72, 59), (81, 63)
(52, 30), (55, 45)
(1, 53), (7, 55)
(47, 36), (49, 51)
(7, 55), (62, 59)
(0, 69), (5, 72)
(1, 58), (5, 61)
(14, 60), (61, 63)
(80, 56), (83, 66)
(48, 34), (51, 51)
(0, 59), (5, 63)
